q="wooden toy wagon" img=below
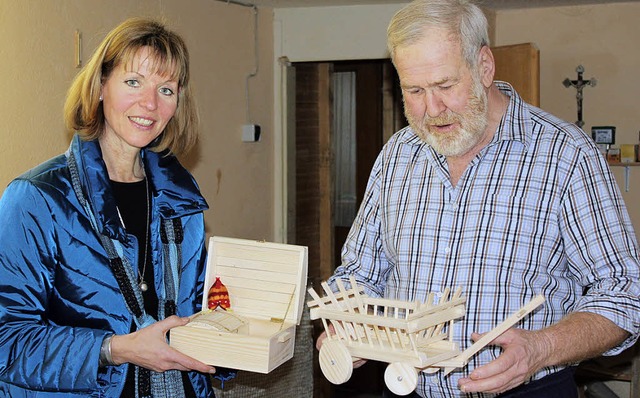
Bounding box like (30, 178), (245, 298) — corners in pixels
(307, 276), (544, 396)
(170, 236), (308, 373)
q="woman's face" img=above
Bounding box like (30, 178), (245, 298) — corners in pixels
(100, 46), (179, 153)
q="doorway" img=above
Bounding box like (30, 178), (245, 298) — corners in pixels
(291, 59), (406, 397)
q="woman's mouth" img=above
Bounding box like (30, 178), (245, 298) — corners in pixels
(129, 116), (154, 127)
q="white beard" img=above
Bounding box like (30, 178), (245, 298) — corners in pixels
(406, 74), (489, 158)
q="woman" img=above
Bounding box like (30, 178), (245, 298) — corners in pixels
(0, 18), (227, 397)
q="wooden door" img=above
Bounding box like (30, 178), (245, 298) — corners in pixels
(492, 42), (540, 106)
(293, 60), (392, 398)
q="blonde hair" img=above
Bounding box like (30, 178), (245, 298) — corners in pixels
(387, 0), (489, 69)
(64, 17), (198, 155)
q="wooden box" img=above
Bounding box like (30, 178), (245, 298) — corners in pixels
(170, 236), (308, 373)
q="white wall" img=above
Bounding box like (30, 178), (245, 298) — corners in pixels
(274, 4), (403, 62)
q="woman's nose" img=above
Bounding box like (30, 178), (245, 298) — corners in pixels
(139, 89), (158, 110)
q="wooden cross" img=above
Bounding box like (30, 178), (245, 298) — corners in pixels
(563, 65), (596, 129)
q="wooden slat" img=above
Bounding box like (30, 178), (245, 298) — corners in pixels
(215, 255), (300, 275)
(215, 267), (299, 286)
(348, 275), (366, 313)
(407, 296), (466, 321)
(362, 296), (420, 312)
(224, 286), (295, 305)
(214, 247), (303, 266)
(230, 294), (293, 313)
(230, 290), (292, 311)
(306, 283), (365, 308)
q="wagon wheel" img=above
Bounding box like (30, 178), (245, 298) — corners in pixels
(319, 340), (353, 385)
(384, 362), (418, 396)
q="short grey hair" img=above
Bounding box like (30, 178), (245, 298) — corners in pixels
(387, 0), (489, 68)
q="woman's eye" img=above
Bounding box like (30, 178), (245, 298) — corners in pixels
(125, 79), (140, 87)
(159, 87), (175, 96)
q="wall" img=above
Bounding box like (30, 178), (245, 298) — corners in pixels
(492, 2), (640, 238)
(3, 1), (639, 242)
(0, 0), (274, 240)
(274, 4), (402, 62)
(274, 2), (640, 241)
(272, 4), (405, 241)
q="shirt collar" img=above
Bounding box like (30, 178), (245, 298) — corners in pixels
(493, 80), (532, 150)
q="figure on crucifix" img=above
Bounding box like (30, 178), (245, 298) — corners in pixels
(563, 65), (596, 129)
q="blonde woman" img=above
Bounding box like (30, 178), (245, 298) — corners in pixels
(0, 18), (231, 397)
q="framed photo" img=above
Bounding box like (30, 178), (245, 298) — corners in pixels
(591, 126), (616, 145)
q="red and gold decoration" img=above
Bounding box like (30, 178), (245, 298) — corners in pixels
(207, 277), (231, 310)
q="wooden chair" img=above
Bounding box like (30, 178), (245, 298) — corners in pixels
(575, 341), (640, 397)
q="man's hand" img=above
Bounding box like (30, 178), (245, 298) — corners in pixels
(110, 315), (217, 374)
(457, 328), (550, 394)
(458, 312), (629, 395)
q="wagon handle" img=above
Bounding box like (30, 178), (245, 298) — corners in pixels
(444, 295), (545, 376)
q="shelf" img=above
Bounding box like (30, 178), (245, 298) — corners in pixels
(609, 162), (640, 167)
(608, 163), (637, 192)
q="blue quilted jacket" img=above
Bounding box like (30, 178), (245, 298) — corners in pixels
(0, 135), (214, 397)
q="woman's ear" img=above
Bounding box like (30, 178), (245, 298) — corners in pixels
(477, 45), (495, 88)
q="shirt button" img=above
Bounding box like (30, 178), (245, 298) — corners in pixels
(444, 247), (451, 254)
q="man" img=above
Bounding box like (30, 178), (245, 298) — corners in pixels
(319, 0), (640, 397)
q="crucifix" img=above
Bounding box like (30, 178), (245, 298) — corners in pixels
(562, 65), (596, 128)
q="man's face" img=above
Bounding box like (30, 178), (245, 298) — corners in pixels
(395, 29), (489, 158)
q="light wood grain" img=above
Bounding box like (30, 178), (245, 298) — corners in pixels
(309, 280), (545, 394)
(170, 237), (308, 374)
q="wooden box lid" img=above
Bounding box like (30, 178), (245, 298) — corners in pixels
(202, 236), (308, 325)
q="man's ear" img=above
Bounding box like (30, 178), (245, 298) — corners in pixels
(477, 45), (495, 88)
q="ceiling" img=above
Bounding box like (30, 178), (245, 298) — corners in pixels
(247, 0), (639, 9)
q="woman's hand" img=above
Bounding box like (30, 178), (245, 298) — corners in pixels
(109, 315), (217, 374)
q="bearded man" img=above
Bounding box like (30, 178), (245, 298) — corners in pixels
(317, 1), (640, 397)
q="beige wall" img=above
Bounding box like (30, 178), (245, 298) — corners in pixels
(0, 0), (274, 240)
(3, 1), (640, 243)
(275, 2), (640, 241)
(492, 3), (640, 239)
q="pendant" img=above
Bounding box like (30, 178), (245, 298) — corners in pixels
(139, 281), (148, 292)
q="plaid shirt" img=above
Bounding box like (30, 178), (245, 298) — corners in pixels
(329, 82), (640, 398)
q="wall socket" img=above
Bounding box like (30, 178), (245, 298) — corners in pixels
(242, 124), (261, 142)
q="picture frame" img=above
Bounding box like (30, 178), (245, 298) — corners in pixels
(591, 126), (616, 145)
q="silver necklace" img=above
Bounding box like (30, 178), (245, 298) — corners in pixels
(115, 177), (151, 292)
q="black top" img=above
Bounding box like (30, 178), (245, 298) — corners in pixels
(110, 180), (196, 397)
(110, 179), (158, 317)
